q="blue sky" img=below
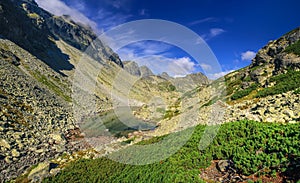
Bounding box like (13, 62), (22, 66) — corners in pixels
(36, 0), (300, 79)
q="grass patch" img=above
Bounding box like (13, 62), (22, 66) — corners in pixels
(285, 40), (300, 56)
(158, 81), (176, 92)
(30, 70), (71, 102)
(202, 96), (218, 107)
(225, 76), (242, 95)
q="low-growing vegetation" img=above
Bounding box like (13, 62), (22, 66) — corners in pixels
(256, 70), (300, 98)
(231, 83), (259, 100)
(294, 88), (300, 94)
(44, 120), (300, 183)
(285, 40), (300, 56)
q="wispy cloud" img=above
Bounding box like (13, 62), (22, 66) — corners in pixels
(118, 41), (173, 60)
(210, 28), (225, 37)
(207, 69), (235, 80)
(117, 41), (197, 77)
(139, 9), (149, 16)
(200, 63), (212, 70)
(36, 0), (131, 33)
(104, 0), (131, 12)
(112, 0), (122, 9)
(241, 51), (256, 61)
(94, 9), (132, 31)
(189, 17), (218, 26)
(201, 28), (225, 41)
(36, 0), (98, 31)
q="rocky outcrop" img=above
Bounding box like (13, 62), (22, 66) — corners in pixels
(226, 27), (300, 89)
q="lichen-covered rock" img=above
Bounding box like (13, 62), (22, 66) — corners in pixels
(28, 162), (50, 182)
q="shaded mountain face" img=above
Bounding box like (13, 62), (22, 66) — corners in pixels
(0, 0), (122, 74)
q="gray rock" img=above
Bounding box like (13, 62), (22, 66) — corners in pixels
(140, 66), (154, 77)
(217, 160), (231, 172)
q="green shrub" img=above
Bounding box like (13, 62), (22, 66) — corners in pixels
(256, 70), (300, 98)
(44, 121), (300, 182)
(294, 88), (300, 94)
(285, 40), (300, 56)
(231, 83), (258, 100)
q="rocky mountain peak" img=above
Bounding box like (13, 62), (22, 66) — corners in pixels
(123, 61), (141, 76)
(140, 65), (154, 77)
(160, 72), (171, 80)
(123, 61), (154, 77)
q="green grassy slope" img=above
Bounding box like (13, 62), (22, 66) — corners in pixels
(44, 121), (300, 183)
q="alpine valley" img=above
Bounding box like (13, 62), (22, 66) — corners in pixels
(0, 0), (299, 182)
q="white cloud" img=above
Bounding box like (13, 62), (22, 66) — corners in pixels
(117, 41), (198, 77)
(201, 28), (225, 41)
(119, 52), (196, 77)
(171, 57), (195, 75)
(36, 0), (98, 31)
(200, 63), (212, 70)
(241, 51), (256, 61)
(207, 70), (235, 80)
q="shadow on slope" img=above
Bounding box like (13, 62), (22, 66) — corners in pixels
(0, 0), (73, 75)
